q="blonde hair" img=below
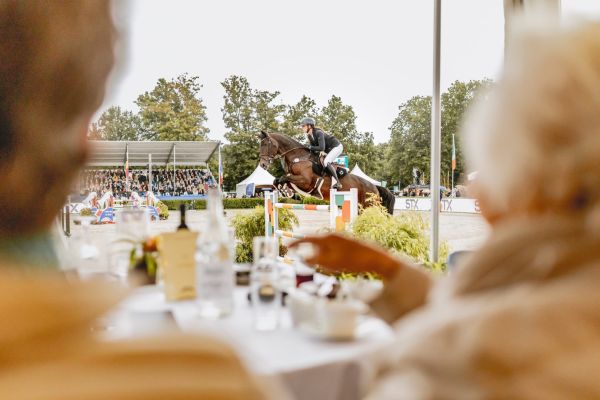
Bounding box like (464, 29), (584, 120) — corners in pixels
(464, 21), (600, 216)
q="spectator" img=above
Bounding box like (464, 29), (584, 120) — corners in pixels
(79, 167), (216, 198)
(293, 20), (600, 399)
(0, 2), (288, 399)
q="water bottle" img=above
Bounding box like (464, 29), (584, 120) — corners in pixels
(195, 189), (234, 318)
(251, 237), (280, 330)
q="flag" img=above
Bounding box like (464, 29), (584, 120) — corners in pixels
(218, 143), (223, 190)
(451, 134), (457, 171)
(125, 149), (129, 191)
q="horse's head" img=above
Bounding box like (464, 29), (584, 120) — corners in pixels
(258, 130), (278, 169)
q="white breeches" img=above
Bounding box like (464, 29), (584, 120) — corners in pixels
(324, 144), (343, 166)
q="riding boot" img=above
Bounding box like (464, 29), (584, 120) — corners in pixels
(327, 164), (342, 189)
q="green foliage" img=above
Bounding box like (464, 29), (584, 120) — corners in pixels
(155, 201), (169, 220)
(89, 76), (489, 197)
(351, 205), (449, 272)
(387, 79), (491, 188)
(372, 142), (391, 185)
(90, 106), (140, 141)
(161, 199), (201, 211)
(280, 95), (318, 141)
(160, 197), (306, 211)
(223, 198), (265, 209)
(136, 74), (209, 141)
(300, 196), (328, 205)
(388, 95), (432, 188)
(221, 75), (285, 190)
(441, 80), (491, 186)
(231, 206), (299, 263)
(318, 95), (377, 175)
(219, 77), (385, 191)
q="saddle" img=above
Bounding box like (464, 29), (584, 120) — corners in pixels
(311, 152), (348, 179)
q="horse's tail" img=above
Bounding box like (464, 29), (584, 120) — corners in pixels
(376, 186), (395, 215)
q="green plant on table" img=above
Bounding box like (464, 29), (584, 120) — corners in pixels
(155, 201), (169, 220)
(231, 206), (298, 263)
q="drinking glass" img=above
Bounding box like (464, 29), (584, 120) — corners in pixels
(70, 214), (107, 280)
(251, 237), (280, 331)
(116, 208), (149, 242)
(286, 243), (316, 287)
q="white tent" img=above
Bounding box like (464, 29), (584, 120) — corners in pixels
(236, 165), (276, 197)
(350, 165), (381, 186)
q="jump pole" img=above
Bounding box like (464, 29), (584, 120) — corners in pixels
(265, 188), (358, 239)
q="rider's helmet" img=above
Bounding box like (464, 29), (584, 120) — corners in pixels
(299, 117), (316, 126)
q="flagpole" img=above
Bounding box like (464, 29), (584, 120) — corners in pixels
(125, 144), (129, 194)
(451, 134), (456, 193)
(218, 142), (223, 192)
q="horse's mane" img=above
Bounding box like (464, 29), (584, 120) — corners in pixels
(268, 132), (308, 151)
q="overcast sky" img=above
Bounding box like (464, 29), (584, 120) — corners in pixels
(103, 0), (600, 144)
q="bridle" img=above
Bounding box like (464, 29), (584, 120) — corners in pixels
(260, 136), (308, 166)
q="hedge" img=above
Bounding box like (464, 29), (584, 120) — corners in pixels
(161, 195), (328, 210)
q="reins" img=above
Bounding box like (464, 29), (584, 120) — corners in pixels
(261, 136), (310, 163)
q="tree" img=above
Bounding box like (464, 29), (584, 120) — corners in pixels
(90, 106), (140, 141)
(136, 74), (209, 141)
(352, 131), (379, 177)
(220, 75), (285, 190)
(318, 95), (362, 146)
(280, 95), (318, 140)
(253, 89), (285, 132)
(317, 95), (379, 175)
(372, 142), (392, 184)
(386, 79), (491, 189)
(221, 75), (254, 134)
(388, 95), (432, 188)
(441, 79), (491, 186)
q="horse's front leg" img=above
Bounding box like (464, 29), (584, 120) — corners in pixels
(280, 173), (311, 189)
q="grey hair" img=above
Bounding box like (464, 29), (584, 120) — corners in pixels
(464, 19), (600, 215)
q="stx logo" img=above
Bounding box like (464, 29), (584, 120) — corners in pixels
(404, 199), (421, 210)
(441, 200), (453, 212)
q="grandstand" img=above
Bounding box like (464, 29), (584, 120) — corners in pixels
(78, 140), (220, 199)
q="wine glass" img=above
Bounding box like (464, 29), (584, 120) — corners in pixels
(69, 214), (107, 280)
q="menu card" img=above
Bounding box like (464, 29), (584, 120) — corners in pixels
(158, 231), (198, 301)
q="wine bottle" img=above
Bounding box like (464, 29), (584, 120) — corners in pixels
(195, 188), (234, 318)
(177, 203), (188, 230)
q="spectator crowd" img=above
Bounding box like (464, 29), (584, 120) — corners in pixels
(80, 168), (216, 198)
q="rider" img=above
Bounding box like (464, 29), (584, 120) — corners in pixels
(300, 117), (344, 189)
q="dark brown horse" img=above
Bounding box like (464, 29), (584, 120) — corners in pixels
(258, 131), (395, 214)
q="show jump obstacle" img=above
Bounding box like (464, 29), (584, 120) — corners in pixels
(264, 188), (359, 239)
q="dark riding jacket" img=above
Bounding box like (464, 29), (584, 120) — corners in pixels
(307, 128), (340, 153)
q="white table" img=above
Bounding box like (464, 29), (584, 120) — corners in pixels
(107, 285), (395, 400)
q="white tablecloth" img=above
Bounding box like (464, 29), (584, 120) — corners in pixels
(107, 285), (395, 400)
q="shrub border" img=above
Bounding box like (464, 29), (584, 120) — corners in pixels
(161, 196), (328, 210)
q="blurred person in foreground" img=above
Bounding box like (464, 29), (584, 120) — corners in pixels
(293, 20), (600, 399)
(0, 2), (287, 399)
(0, 0), (101, 268)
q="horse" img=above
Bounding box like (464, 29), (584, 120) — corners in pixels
(258, 131), (395, 214)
